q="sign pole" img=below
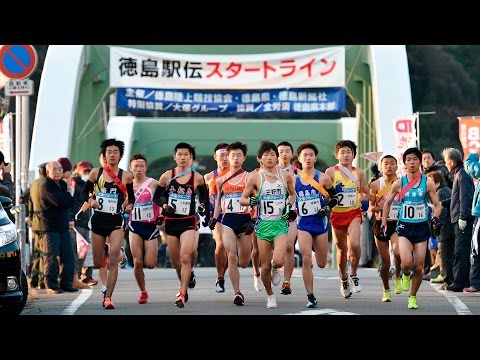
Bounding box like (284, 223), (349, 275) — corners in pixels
(21, 95), (29, 192)
(14, 96), (22, 206)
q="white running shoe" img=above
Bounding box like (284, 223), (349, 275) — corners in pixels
(349, 275), (362, 293)
(254, 275), (264, 291)
(266, 295), (277, 309)
(340, 279), (352, 298)
(271, 267), (283, 286)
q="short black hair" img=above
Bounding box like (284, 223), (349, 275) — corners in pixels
(403, 147), (422, 163)
(100, 138), (125, 158)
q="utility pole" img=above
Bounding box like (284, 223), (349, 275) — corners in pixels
(415, 111), (436, 149)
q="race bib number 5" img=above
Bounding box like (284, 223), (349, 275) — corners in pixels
(168, 193), (191, 215)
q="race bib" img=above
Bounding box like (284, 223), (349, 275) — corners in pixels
(168, 193), (191, 215)
(260, 194), (284, 216)
(336, 188), (357, 207)
(298, 194), (320, 216)
(96, 192), (118, 214)
(131, 201), (154, 221)
(402, 203), (426, 220)
(388, 203), (399, 220)
(223, 193), (245, 214)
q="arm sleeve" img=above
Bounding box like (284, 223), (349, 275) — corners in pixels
(126, 182), (135, 206)
(197, 180), (210, 220)
(152, 185), (167, 207)
(80, 180), (95, 202)
(326, 186), (337, 197)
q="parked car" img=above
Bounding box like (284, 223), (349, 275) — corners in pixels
(0, 195), (27, 315)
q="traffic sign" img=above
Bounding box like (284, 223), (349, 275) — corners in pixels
(0, 45), (38, 80)
(4, 79), (34, 96)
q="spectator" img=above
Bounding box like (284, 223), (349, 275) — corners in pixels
(442, 147), (474, 292)
(40, 161), (77, 294)
(0, 150), (14, 199)
(72, 161), (97, 286)
(26, 163), (47, 289)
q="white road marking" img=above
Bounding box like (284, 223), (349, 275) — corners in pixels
(430, 283), (472, 315)
(284, 308), (358, 315)
(61, 288), (93, 315)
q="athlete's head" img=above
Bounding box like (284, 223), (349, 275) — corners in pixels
(402, 147), (422, 164)
(100, 138), (125, 162)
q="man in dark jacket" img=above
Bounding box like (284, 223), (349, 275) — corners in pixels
(0, 151), (14, 199)
(72, 161), (97, 285)
(422, 149), (453, 189)
(442, 147), (474, 292)
(40, 161), (77, 294)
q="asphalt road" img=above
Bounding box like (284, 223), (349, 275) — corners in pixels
(20, 266), (480, 316)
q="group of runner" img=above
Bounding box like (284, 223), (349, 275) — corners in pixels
(82, 138), (439, 310)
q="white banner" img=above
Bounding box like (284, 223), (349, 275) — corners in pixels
(0, 113), (12, 162)
(110, 46), (345, 90)
(393, 114), (418, 175)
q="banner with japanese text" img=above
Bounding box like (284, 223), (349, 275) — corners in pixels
(393, 114), (418, 175)
(116, 87), (346, 114)
(458, 116), (480, 161)
(110, 46), (345, 90)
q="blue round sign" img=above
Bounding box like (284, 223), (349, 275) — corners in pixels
(0, 45), (38, 80)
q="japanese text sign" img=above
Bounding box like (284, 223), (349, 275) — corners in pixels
(458, 116), (480, 161)
(116, 87), (346, 114)
(110, 46), (345, 90)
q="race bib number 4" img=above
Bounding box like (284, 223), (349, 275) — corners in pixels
(168, 193), (191, 215)
(96, 192), (118, 214)
(223, 193), (245, 214)
(337, 188), (357, 207)
(131, 201), (154, 221)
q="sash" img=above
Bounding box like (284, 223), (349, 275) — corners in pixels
(337, 164), (360, 189)
(134, 178), (154, 200)
(102, 165), (127, 195)
(299, 170), (330, 199)
(220, 168), (246, 196)
(166, 167), (193, 187)
(398, 173), (422, 202)
(376, 178), (397, 202)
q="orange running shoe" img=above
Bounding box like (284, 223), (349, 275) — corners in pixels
(103, 296), (115, 309)
(175, 290), (185, 308)
(138, 290), (148, 304)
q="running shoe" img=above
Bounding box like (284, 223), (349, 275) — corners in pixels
(340, 278), (352, 298)
(349, 275), (362, 293)
(137, 290), (148, 304)
(175, 290), (186, 308)
(306, 296), (318, 308)
(233, 292), (245, 306)
(281, 280), (292, 295)
(407, 295), (418, 309)
(215, 277), (225, 293)
(401, 273), (411, 292)
(118, 247), (127, 269)
(188, 271), (196, 289)
(271, 267), (283, 286)
(266, 294), (277, 309)
(254, 275), (264, 291)
(103, 296), (115, 309)
(393, 276), (402, 294)
(382, 289), (392, 302)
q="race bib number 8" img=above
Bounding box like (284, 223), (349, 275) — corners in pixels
(96, 192), (118, 214)
(131, 201), (154, 221)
